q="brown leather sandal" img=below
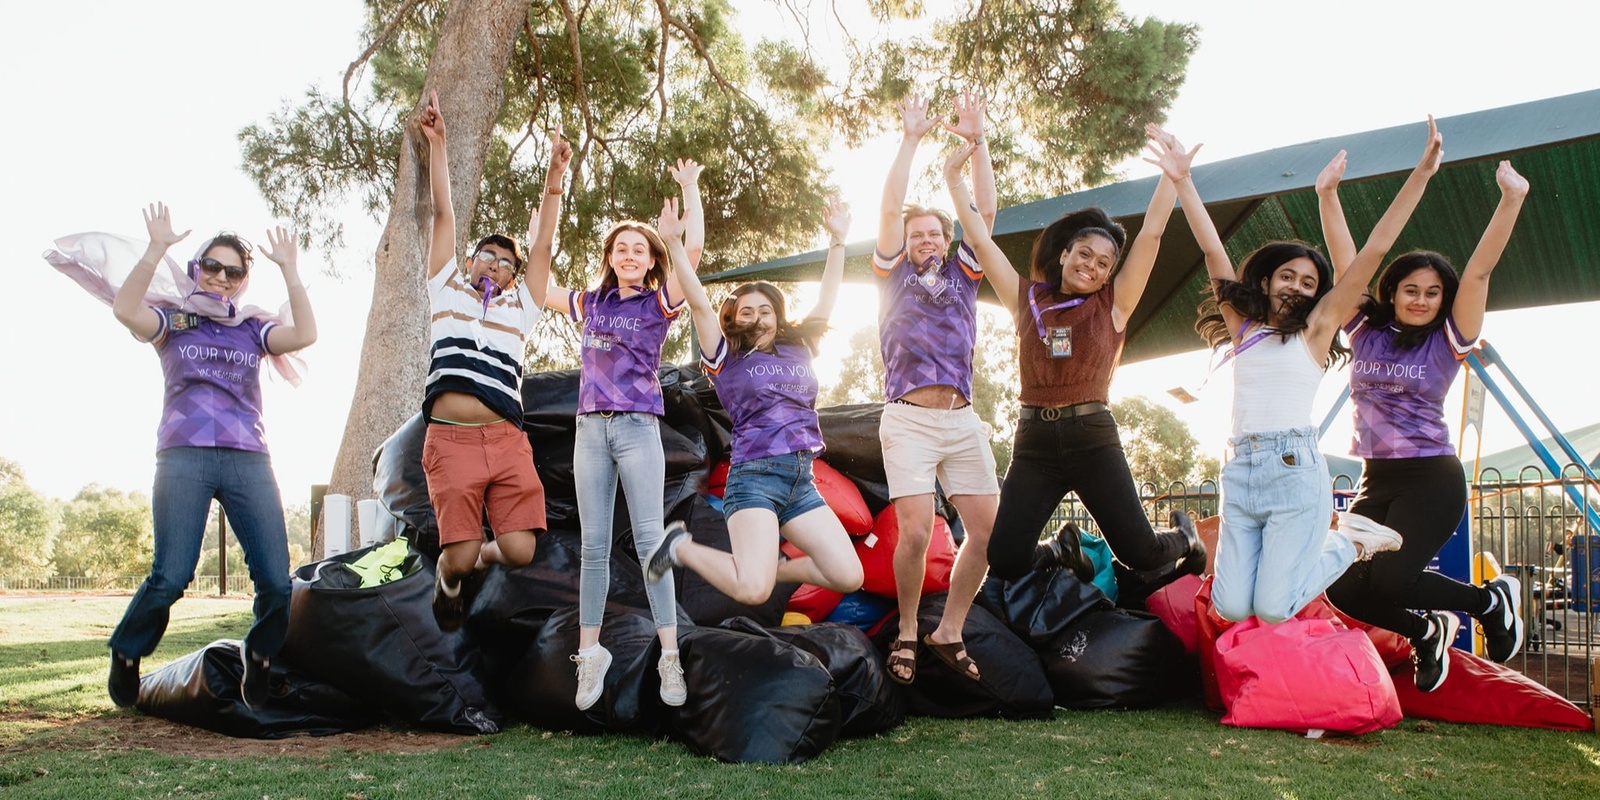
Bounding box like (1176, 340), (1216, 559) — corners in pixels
(886, 638), (917, 685)
(923, 635), (981, 682)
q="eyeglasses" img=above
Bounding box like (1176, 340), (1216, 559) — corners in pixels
(472, 250), (517, 270)
(193, 257), (247, 280)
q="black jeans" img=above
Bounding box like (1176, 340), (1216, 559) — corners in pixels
(1325, 454), (1490, 641)
(987, 410), (1186, 580)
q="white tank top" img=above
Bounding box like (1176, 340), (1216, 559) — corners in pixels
(1230, 330), (1325, 437)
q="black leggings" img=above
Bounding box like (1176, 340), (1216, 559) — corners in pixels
(987, 410), (1187, 580)
(1325, 454), (1491, 641)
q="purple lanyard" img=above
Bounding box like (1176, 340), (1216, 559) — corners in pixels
(1214, 321), (1274, 370)
(1027, 284), (1087, 343)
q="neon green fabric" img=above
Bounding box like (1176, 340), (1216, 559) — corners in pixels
(346, 539), (411, 588)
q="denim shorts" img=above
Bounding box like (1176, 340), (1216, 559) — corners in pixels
(722, 450), (828, 525)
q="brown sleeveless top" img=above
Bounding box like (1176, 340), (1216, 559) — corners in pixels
(1014, 278), (1123, 407)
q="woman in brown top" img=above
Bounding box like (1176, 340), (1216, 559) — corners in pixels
(943, 125), (1203, 582)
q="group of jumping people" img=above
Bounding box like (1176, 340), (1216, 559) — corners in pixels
(59, 88), (1529, 714)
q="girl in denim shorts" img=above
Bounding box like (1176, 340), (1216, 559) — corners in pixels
(646, 198), (863, 613)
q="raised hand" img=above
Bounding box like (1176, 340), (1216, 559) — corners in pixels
(1496, 160), (1529, 200)
(943, 139), (979, 187)
(1143, 124), (1201, 183)
(142, 202), (191, 249)
(656, 196), (685, 241)
(1417, 114), (1443, 175)
(419, 89), (446, 144)
(823, 195), (851, 244)
(899, 94), (938, 140)
(668, 157), (702, 188)
(548, 122), (572, 178)
(260, 226), (298, 270)
(942, 91), (986, 142)
(1316, 150), (1348, 196)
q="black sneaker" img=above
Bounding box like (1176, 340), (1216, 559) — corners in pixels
(1037, 522), (1096, 582)
(241, 648), (271, 711)
(1171, 509), (1206, 576)
(108, 651), (140, 708)
(1478, 574), (1525, 663)
(1412, 611), (1461, 693)
(432, 564), (466, 632)
(646, 521), (689, 584)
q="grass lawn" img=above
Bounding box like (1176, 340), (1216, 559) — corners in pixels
(1, 594), (1597, 799)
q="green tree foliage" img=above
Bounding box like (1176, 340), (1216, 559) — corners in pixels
(1109, 395), (1198, 490)
(0, 458), (61, 580)
(52, 485), (153, 583)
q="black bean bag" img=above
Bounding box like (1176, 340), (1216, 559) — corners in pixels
(978, 567), (1112, 648)
(283, 545), (501, 734)
(873, 595), (1054, 720)
(370, 413), (438, 555)
(1039, 607), (1187, 710)
(1112, 558), (1191, 610)
(668, 624), (842, 764)
(136, 639), (376, 739)
(497, 605), (667, 736)
(728, 619), (905, 737)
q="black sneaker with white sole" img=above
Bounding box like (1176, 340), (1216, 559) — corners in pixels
(1411, 611), (1461, 693)
(1478, 574), (1525, 663)
(646, 521), (689, 584)
(108, 651), (140, 708)
(241, 648), (272, 711)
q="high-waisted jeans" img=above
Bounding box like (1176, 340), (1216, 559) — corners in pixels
(574, 412), (677, 629)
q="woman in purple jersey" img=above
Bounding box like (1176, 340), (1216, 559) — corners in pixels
(645, 198), (864, 609)
(544, 160), (705, 712)
(58, 203), (317, 711)
(1320, 156), (1530, 692)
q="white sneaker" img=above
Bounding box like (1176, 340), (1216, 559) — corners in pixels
(1338, 512), (1402, 561)
(571, 644), (612, 711)
(658, 651), (687, 707)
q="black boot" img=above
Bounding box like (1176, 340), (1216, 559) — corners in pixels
(1171, 510), (1206, 576)
(1033, 521), (1096, 582)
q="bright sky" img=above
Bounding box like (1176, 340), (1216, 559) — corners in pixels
(4, 0), (1597, 502)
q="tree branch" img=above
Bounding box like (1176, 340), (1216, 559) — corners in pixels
(656, 0), (755, 105)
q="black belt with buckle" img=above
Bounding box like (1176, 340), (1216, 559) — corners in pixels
(1018, 402), (1108, 422)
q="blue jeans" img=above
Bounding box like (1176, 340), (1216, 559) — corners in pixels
(723, 451), (828, 525)
(574, 412), (677, 629)
(1212, 427), (1355, 623)
(109, 447), (292, 658)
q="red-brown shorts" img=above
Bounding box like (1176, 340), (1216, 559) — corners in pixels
(423, 419), (548, 546)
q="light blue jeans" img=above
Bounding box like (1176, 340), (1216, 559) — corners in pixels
(574, 412), (677, 629)
(1212, 427), (1356, 623)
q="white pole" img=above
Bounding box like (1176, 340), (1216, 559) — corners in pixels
(356, 498), (382, 548)
(322, 494), (352, 559)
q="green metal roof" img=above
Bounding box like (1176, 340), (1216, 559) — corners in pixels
(706, 89), (1600, 363)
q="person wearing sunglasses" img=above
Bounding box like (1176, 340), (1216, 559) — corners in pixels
(417, 90), (569, 633)
(45, 199), (318, 712)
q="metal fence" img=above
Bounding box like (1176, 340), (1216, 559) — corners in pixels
(0, 574), (254, 594)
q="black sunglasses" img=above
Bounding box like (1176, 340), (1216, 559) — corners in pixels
(193, 257), (248, 280)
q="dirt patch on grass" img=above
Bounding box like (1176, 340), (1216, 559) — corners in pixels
(2, 711), (469, 758)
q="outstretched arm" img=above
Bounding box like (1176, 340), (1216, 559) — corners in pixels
(420, 90), (455, 279)
(658, 198), (720, 358)
(876, 94), (938, 261)
(261, 226), (318, 353)
(1111, 124), (1181, 329)
(112, 202), (191, 341)
(944, 139), (1020, 314)
(1315, 150), (1356, 282)
(1309, 116), (1443, 342)
(1453, 161), (1528, 340)
(524, 126), (572, 308)
(1147, 130), (1244, 338)
(943, 91), (996, 231)
(669, 158), (705, 269)
(808, 196), (852, 322)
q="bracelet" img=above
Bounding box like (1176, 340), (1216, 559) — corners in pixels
(545, 185), (563, 195)
(829, 241), (845, 249)
(970, 135), (986, 147)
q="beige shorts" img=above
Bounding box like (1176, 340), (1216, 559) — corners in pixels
(879, 401), (1000, 500)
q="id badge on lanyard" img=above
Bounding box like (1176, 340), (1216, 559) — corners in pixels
(1047, 326), (1072, 358)
(1029, 285), (1085, 359)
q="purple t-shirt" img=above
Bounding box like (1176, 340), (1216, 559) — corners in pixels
(1346, 312), (1472, 459)
(571, 286), (682, 416)
(873, 242), (982, 402)
(149, 305), (276, 453)
(702, 338), (824, 465)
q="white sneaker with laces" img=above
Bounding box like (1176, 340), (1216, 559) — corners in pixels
(1338, 512), (1403, 561)
(571, 644), (612, 711)
(658, 650), (687, 707)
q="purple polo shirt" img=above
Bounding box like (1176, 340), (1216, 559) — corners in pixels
(571, 286), (682, 416)
(1346, 312), (1472, 459)
(873, 242), (982, 401)
(149, 305), (276, 453)
(702, 338), (824, 465)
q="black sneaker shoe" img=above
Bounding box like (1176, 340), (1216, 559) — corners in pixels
(432, 563), (466, 632)
(108, 651), (140, 708)
(1171, 509), (1206, 576)
(646, 521), (689, 584)
(1411, 611), (1461, 693)
(241, 648), (271, 711)
(1038, 522), (1096, 583)
(1478, 574), (1525, 663)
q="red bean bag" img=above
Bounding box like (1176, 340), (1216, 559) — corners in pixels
(1215, 615), (1401, 735)
(1324, 607), (1414, 668)
(855, 507), (955, 599)
(813, 458), (873, 535)
(1391, 649), (1594, 731)
(1146, 573), (1203, 655)
(1193, 576), (1234, 712)
(707, 461), (730, 498)
(787, 583), (846, 623)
